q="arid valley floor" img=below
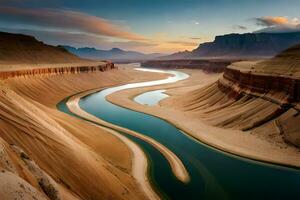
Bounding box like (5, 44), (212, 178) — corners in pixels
(1, 2), (300, 199)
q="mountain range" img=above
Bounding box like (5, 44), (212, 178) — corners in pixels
(161, 32), (300, 59)
(61, 46), (165, 61)
(3, 30), (300, 63)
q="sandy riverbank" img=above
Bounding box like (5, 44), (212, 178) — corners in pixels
(0, 67), (168, 200)
(66, 88), (190, 184)
(107, 69), (300, 168)
(67, 92), (160, 200)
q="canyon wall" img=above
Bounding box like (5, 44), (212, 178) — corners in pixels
(0, 62), (115, 79)
(0, 67), (158, 200)
(220, 44), (300, 105)
(0, 31), (152, 200)
(218, 65), (300, 147)
(170, 45), (300, 148)
(222, 67), (300, 103)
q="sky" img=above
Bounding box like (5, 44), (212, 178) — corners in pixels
(0, 0), (300, 53)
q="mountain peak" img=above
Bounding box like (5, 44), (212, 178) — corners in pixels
(110, 48), (124, 53)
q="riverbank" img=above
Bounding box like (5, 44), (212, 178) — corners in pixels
(0, 66), (168, 200)
(66, 90), (161, 199)
(64, 89), (190, 199)
(106, 69), (300, 168)
(64, 72), (190, 182)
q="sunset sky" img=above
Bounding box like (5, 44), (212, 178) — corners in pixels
(0, 0), (300, 53)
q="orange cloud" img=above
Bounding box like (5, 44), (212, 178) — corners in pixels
(167, 40), (198, 46)
(255, 16), (300, 27)
(254, 16), (300, 33)
(0, 6), (146, 41)
(264, 16), (288, 25)
(152, 41), (197, 53)
(0, 7), (201, 53)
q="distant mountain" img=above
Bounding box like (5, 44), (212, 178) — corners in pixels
(159, 50), (191, 60)
(161, 32), (300, 59)
(61, 46), (165, 61)
(0, 32), (86, 64)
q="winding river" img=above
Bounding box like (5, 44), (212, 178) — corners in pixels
(58, 67), (300, 200)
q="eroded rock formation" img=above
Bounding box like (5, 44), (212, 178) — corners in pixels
(0, 62), (115, 79)
(172, 44), (300, 148)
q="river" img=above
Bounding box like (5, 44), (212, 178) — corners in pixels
(58, 67), (300, 200)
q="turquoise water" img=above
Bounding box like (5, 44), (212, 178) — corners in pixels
(134, 89), (169, 106)
(58, 68), (300, 200)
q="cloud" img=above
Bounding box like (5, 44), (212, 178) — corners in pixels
(0, 6), (146, 41)
(255, 16), (290, 26)
(0, 6), (200, 53)
(189, 37), (201, 40)
(191, 20), (200, 25)
(167, 40), (198, 46)
(253, 16), (300, 33)
(232, 25), (247, 30)
(0, 27), (156, 51)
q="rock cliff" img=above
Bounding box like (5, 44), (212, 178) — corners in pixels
(0, 62), (115, 79)
(191, 32), (300, 58)
(0, 31), (116, 78)
(162, 32), (300, 59)
(171, 44), (300, 147)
